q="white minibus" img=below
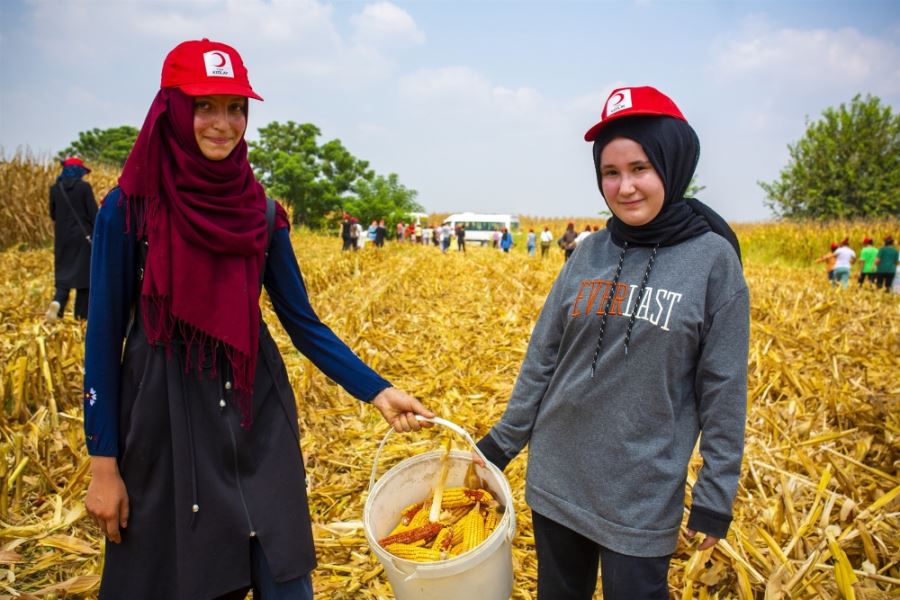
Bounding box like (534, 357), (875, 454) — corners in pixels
(441, 213), (520, 246)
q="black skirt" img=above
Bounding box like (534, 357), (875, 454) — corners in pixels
(99, 318), (316, 600)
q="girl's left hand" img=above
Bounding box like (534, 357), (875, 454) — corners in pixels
(371, 387), (434, 432)
(686, 528), (719, 551)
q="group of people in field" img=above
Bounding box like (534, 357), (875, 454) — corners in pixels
(816, 236), (899, 292)
(338, 216), (620, 262)
(47, 36), (754, 600)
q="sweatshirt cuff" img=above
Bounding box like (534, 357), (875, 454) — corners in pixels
(687, 504), (732, 539)
(476, 433), (512, 471)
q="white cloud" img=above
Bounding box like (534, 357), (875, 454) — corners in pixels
(399, 66), (544, 119)
(711, 18), (900, 96)
(351, 2), (425, 47)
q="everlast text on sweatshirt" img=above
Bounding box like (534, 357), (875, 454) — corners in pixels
(478, 230), (749, 558)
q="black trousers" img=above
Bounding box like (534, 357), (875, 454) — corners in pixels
(53, 287), (89, 320)
(857, 272), (876, 286)
(532, 511), (671, 600)
(875, 272), (895, 291)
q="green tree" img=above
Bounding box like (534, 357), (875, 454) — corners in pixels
(759, 94), (900, 219)
(248, 121), (373, 228)
(343, 173), (422, 229)
(58, 126), (138, 167)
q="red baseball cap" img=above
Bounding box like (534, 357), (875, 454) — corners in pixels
(62, 156), (91, 173)
(161, 38), (263, 101)
(584, 86), (686, 141)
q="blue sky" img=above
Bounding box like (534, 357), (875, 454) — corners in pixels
(1, 0), (898, 221)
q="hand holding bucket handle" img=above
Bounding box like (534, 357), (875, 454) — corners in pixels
(369, 415), (492, 493)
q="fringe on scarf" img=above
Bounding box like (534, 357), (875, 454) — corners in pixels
(122, 192), (256, 430)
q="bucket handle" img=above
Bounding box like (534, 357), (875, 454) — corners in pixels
(368, 415), (490, 493)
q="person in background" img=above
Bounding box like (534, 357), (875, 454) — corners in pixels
(540, 226), (553, 259)
(476, 86), (748, 600)
(500, 227), (513, 253)
(415, 222), (423, 244)
(367, 220), (377, 246)
(526, 228), (537, 256)
(396, 221), (404, 242)
(82, 38), (432, 600)
(457, 223), (466, 253)
(492, 227), (501, 249)
(422, 223), (433, 248)
(575, 224), (593, 247)
(874, 235), (898, 292)
(857, 237), (878, 287)
(350, 217), (362, 251)
(832, 238), (856, 289)
(47, 156), (98, 321)
(559, 222), (578, 262)
(340, 212), (353, 251)
(432, 224), (440, 247)
(815, 242), (838, 284)
(375, 219), (387, 248)
(441, 222), (452, 253)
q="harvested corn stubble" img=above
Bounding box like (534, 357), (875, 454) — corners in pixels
(1, 174), (898, 600)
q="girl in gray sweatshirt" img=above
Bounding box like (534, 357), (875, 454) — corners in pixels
(477, 86), (749, 599)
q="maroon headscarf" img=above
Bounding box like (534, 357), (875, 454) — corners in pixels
(119, 87), (283, 428)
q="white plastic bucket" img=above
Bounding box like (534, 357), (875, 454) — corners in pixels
(363, 416), (516, 600)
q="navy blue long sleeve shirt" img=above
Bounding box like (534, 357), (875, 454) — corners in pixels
(83, 189), (391, 457)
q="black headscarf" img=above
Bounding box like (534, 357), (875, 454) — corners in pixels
(591, 116), (741, 262)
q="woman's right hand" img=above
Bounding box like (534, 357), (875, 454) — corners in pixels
(85, 456), (129, 544)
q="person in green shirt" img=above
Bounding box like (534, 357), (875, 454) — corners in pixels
(875, 235), (898, 292)
(857, 237), (878, 287)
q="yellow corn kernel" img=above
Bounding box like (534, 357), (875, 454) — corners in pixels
(451, 514), (467, 546)
(386, 543), (442, 562)
(378, 522), (443, 547)
(400, 500), (425, 524)
(461, 505), (486, 553)
(431, 526), (452, 551)
(387, 521), (408, 536)
(407, 506), (430, 529)
(483, 507), (501, 533)
(439, 505), (470, 527)
(450, 542), (464, 556)
(440, 487), (494, 509)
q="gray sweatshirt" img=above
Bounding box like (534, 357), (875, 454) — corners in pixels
(478, 230), (749, 557)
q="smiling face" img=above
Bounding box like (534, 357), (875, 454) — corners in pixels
(193, 95), (248, 161)
(598, 137), (665, 227)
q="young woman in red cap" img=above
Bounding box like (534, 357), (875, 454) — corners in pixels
(477, 86), (749, 599)
(46, 156), (98, 321)
(82, 39), (432, 600)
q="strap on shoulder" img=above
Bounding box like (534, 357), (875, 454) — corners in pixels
(261, 197), (277, 289)
(265, 197), (277, 255)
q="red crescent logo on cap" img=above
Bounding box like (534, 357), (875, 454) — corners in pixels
(609, 92), (624, 106)
(212, 51), (227, 67)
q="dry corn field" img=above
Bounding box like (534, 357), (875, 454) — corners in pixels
(1, 156), (899, 599)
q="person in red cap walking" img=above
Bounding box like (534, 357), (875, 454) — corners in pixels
(82, 39), (432, 600)
(476, 86), (748, 599)
(857, 236), (878, 287)
(46, 156), (98, 321)
(832, 238), (856, 289)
